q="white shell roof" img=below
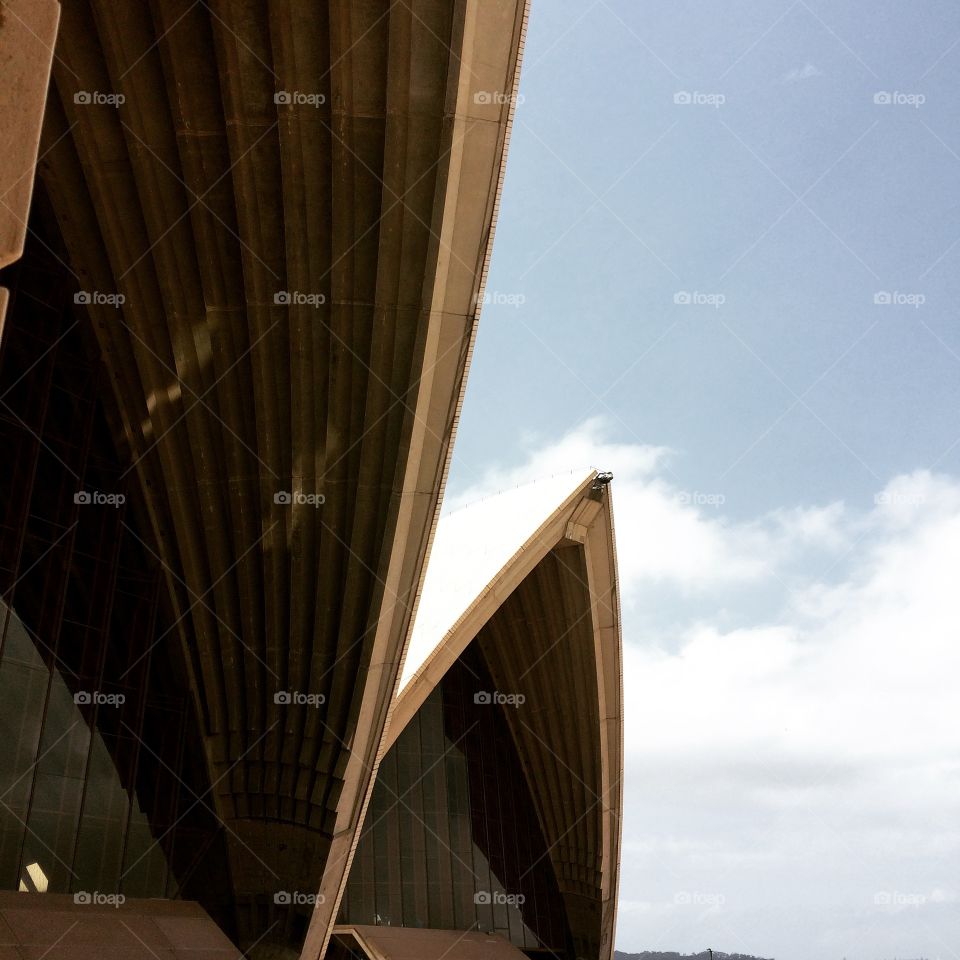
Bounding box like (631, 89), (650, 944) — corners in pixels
(399, 468), (595, 691)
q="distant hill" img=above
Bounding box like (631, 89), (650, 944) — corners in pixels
(615, 952), (773, 960)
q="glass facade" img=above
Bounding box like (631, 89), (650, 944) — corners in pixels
(0, 219), (230, 928)
(338, 646), (574, 958)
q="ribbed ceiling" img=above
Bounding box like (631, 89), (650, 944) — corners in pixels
(33, 0), (527, 954)
(479, 545), (607, 960)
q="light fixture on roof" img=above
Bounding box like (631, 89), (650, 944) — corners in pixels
(592, 471), (614, 490)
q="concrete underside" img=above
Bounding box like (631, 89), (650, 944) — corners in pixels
(0, 893), (239, 960)
(4, 1), (529, 956)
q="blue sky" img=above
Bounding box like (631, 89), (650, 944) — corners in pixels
(454, 0), (960, 519)
(444, 3), (960, 959)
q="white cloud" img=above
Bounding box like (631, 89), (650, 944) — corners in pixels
(447, 422), (960, 960)
(448, 416), (845, 596)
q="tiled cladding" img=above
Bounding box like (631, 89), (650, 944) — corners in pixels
(338, 646), (574, 959)
(0, 223), (230, 927)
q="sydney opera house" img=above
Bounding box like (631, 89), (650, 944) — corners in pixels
(0, 2), (622, 958)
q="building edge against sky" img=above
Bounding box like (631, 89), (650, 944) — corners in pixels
(0, 1), (623, 958)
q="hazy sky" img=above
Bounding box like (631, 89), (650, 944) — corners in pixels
(443, 3), (960, 958)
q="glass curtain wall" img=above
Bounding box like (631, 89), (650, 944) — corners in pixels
(0, 207), (230, 925)
(338, 646), (574, 958)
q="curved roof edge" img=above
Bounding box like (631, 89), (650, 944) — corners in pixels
(398, 468), (597, 694)
(305, 3), (533, 954)
(590, 478), (625, 960)
(389, 469), (599, 741)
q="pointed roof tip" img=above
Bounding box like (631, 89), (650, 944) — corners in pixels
(400, 468), (597, 689)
